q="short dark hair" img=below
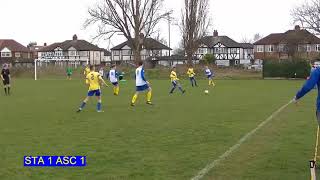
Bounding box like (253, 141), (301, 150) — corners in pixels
(111, 64), (116, 68)
(137, 61), (143, 66)
(90, 65), (94, 70)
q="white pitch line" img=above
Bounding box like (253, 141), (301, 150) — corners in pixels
(191, 99), (294, 180)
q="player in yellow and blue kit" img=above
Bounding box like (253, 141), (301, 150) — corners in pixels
(84, 65), (90, 77)
(205, 66), (215, 86)
(77, 65), (108, 112)
(170, 66), (186, 94)
(131, 61), (152, 106)
(187, 66), (197, 87)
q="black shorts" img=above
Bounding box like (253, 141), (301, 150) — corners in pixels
(3, 78), (10, 85)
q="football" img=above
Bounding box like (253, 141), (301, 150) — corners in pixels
(204, 90), (209, 94)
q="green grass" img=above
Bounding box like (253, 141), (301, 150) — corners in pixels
(0, 78), (318, 180)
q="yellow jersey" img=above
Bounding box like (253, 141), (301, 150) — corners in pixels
(84, 67), (91, 76)
(187, 68), (196, 77)
(170, 71), (179, 81)
(86, 71), (102, 91)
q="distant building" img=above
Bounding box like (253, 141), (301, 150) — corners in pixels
(103, 49), (111, 63)
(27, 42), (46, 59)
(253, 25), (320, 61)
(38, 35), (104, 65)
(111, 38), (171, 62)
(0, 39), (32, 64)
(196, 30), (254, 66)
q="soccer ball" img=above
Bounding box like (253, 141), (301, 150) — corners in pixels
(204, 90), (209, 94)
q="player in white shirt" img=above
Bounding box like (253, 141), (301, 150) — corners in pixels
(109, 64), (120, 96)
(131, 61), (152, 106)
(205, 66), (215, 86)
(99, 67), (104, 78)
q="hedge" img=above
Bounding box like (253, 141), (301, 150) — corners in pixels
(263, 60), (310, 78)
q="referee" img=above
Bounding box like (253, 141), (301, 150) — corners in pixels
(1, 64), (11, 95)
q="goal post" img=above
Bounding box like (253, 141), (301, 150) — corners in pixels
(34, 59), (89, 80)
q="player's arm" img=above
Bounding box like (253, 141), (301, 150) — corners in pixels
(141, 69), (149, 84)
(99, 76), (109, 87)
(295, 70), (320, 101)
(0, 73), (4, 81)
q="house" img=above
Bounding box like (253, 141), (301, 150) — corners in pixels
(253, 25), (320, 61)
(0, 39), (32, 63)
(111, 38), (171, 62)
(38, 35), (104, 65)
(196, 30), (254, 66)
(27, 42), (46, 59)
(103, 49), (111, 63)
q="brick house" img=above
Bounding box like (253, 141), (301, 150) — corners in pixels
(254, 25), (320, 61)
(38, 35), (104, 65)
(0, 39), (32, 63)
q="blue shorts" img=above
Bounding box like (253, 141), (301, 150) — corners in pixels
(207, 75), (213, 79)
(87, 89), (101, 97)
(112, 82), (119, 86)
(136, 84), (149, 92)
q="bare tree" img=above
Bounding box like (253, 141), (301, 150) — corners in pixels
(292, 0), (320, 34)
(85, 0), (171, 62)
(180, 0), (211, 64)
(240, 37), (253, 44)
(253, 33), (263, 42)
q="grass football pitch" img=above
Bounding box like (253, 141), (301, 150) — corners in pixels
(0, 79), (318, 180)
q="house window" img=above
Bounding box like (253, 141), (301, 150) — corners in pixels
(69, 51), (76, 56)
(122, 50), (132, 55)
(215, 48), (225, 53)
(278, 44), (285, 52)
(306, 44), (311, 52)
(198, 48), (203, 54)
(113, 51), (120, 56)
(230, 48), (237, 53)
(256, 45), (264, 52)
(15, 52), (21, 58)
(267, 45), (274, 52)
(1, 52), (12, 57)
(55, 50), (63, 57)
(316, 45), (320, 52)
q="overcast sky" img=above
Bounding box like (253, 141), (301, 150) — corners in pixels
(0, 0), (306, 50)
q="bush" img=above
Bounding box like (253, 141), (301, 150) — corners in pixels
(201, 54), (216, 64)
(263, 59), (310, 78)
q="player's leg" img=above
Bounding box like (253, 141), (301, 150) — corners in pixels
(177, 82), (186, 93)
(7, 84), (10, 95)
(77, 90), (93, 112)
(146, 87), (152, 105)
(193, 77), (198, 87)
(316, 111), (320, 126)
(96, 90), (103, 112)
(131, 92), (139, 106)
(170, 81), (177, 93)
(116, 85), (120, 95)
(190, 77), (194, 87)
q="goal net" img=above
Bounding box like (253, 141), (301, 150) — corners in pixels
(34, 59), (89, 80)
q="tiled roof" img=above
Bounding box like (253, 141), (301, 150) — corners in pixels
(111, 38), (171, 50)
(200, 36), (241, 48)
(0, 39), (29, 52)
(38, 40), (103, 52)
(239, 43), (254, 49)
(254, 29), (320, 45)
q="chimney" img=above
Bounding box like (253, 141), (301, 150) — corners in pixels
(294, 25), (301, 31)
(73, 34), (78, 40)
(213, 30), (218, 37)
(44, 43), (47, 46)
